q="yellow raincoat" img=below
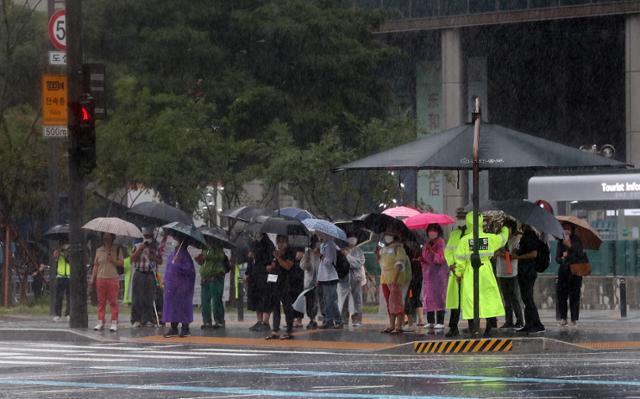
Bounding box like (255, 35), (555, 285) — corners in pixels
(444, 227), (465, 309)
(454, 212), (508, 319)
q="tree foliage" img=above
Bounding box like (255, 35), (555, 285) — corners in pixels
(84, 0), (410, 218)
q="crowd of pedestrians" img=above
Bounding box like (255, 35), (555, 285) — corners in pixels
(49, 206), (591, 340)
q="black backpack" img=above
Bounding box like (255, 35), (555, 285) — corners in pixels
(334, 251), (350, 279)
(535, 238), (550, 273)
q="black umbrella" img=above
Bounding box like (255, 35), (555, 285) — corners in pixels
(335, 220), (373, 246)
(244, 215), (270, 234)
(476, 199), (563, 239)
(220, 206), (269, 223)
(358, 213), (414, 242)
(43, 224), (69, 240)
(335, 123), (630, 171)
(127, 201), (193, 225)
(273, 207), (315, 221)
(162, 222), (207, 249)
(260, 216), (310, 249)
(199, 226), (236, 249)
(335, 103), (629, 334)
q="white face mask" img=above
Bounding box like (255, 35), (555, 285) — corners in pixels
(383, 235), (394, 244)
(563, 230), (572, 238)
(144, 238), (153, 245)
(428, 232), (438, 240)
(348, 237), (358, 247)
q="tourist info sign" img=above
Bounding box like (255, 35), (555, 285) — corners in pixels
(42, 74), (68, 138)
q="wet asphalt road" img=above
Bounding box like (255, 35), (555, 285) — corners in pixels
(0, 340), (638, 398)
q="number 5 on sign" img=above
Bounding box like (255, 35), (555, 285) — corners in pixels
(48, 9), (66, 51)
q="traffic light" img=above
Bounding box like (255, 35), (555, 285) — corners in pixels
(70, 93), (96, 174)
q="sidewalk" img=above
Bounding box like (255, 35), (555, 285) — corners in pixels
(0, 307), (639, 353)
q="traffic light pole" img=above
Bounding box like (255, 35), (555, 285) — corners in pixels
(66, 0), (88, 329)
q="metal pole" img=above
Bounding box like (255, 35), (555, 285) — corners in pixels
(619, 277), (627, 318)
(471, 97), (482, 335)
(3, 226), (11, 306)
(67, 0), (88, 328)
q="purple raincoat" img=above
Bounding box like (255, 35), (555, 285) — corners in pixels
(163, 247), (195, 324)
(420, 237), (448, 312)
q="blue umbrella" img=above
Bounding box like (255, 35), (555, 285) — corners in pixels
(302, 219), (347, 242)
(274, 207), (315, 221)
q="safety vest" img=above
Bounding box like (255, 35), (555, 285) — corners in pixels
(57, 254), (70, 277)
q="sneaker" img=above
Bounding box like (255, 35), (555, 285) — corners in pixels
(132, 321), (142, 328)
(558, 319), (568, 327)
(528, 325), (545, 334)
(499, 322), (514, 329)
(144, 322), (156, 327)
(306, 321), (318, 330)
(351, 322), (361, 327)
(569, 320), (577, 327)
(53, 316), (61, 322)
(515, 326), (530, 333)
(201, 323), (212, 330)
(211, 323), (225, 329)
(425, 323), (435, 329)
(434, 324), (445, 330)
(65, 315), (71, 322)
(164, 328), (179, 338)
(93, 322), (105, 331)
(179, 328), (191, 337)
(332, 323), (344, 330)
(514, 322), (524, 329)
(319, 323), (334, 329)
(249, 322), (262, 331)
(109, 322), (118, 332)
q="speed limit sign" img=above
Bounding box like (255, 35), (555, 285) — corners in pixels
(48, 9), (66, 51)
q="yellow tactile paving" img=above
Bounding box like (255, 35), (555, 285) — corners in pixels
(578, 341), (640, 350)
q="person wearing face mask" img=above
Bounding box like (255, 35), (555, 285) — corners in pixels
(91, 233), (125, 332)
(444, 208), (467, 337)
(420, 224), (448, 330)
(265, 235), (297, 339)
(130, 227), (163, 328)
(378, 232), (411, 334)
(494, 219), (524, 330)
(300, 235), (321, 329)
(338, 234), (366, 327)
(162, 234), (196, 338)
(316, 232), (343, 329)
(556, 222), (586, 327)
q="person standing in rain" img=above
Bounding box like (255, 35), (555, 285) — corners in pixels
(340, 233), (366, 327)
(196, 240), (230, 329)
(444, 208), (467, 337)
(494, 219), (524, 329)
(130, 227), (162, 327)
(514, 224), (546, 334)
(163, 234), (196, 338)
(300, 235), (321, 329)
(265, 235), (297, 340)
(316, 232), (342, 329)
(91, 233), (125, 332)
(421, 224), (448, 331)
(556, 221), (586, 328)
(404, 240), (424, 330)
(378, 232), (411, 334)
(454, 212), (508, 337)
(52, 239), (71, 322)
(246, 233), (274, 331)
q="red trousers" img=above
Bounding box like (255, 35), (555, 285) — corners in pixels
(96, 278), (119, 322)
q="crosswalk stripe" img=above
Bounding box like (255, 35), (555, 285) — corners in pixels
(0, 360), (65, 365)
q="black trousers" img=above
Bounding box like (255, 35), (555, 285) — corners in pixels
(54, 277), (70, 317)
(518, 264), (543, 328)
(426, 310), (445, 324)
(498, 276), (524, 325)
(557, 266), (582, 322)
(305, 288), (318, 320)
(271, 281), (296, 333)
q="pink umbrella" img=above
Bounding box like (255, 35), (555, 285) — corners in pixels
(382, 206), (422, 219)
(403, 212), (456, 230)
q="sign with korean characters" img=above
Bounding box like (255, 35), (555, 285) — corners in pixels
(42, 74), (68, 138)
